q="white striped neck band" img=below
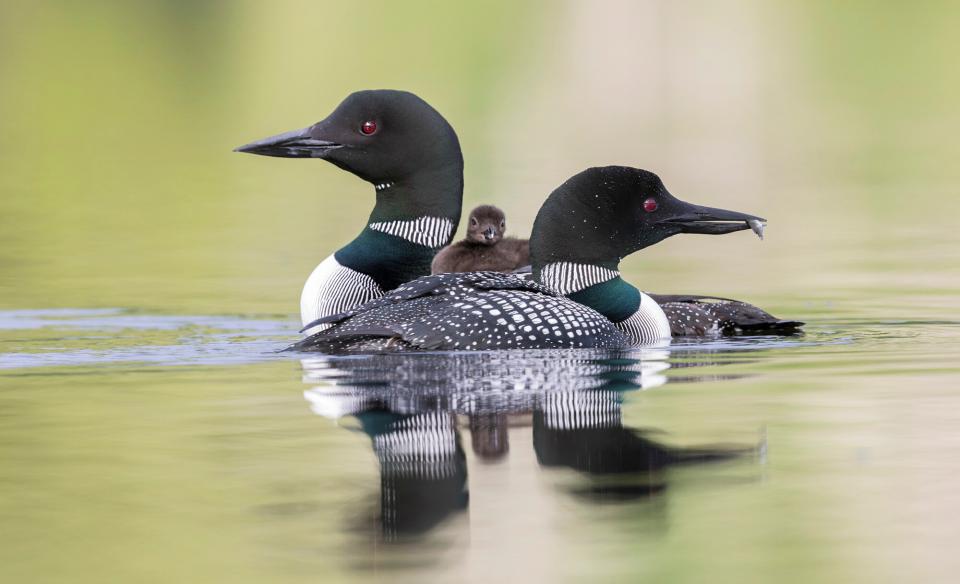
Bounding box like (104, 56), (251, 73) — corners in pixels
(367, 216), (455, 249)
(374, 181), (395, 191)
(540, 262), (620, 296)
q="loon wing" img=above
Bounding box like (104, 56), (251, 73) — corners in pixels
(305, 271), (552, 328)
(300, 271), (552, 333)
(291, 272), (626, 353)
(648, 293), (804, 336)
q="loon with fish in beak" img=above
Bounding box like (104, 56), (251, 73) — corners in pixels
(291, 166), (801, 353)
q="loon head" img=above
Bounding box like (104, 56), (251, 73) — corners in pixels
(530, 166), (765, 272)
(466, 205), (506, 245)
(234, 90), (463, 187)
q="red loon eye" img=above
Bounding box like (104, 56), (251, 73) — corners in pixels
(360, 120), (377, 135)
(643, 197), (658, 213)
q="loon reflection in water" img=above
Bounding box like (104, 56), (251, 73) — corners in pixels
(300, 349), (759, 542)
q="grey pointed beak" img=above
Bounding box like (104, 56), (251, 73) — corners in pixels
(234, 126), (342, 158)
(661, 202), (767, 239)
(483, 227), (497, 241)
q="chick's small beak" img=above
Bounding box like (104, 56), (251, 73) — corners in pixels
(234, 126), (342, 158)
(483, 227), (497, 241)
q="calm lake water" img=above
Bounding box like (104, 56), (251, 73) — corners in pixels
(2, 260), (959, 583)
(2, 2), (960, 583)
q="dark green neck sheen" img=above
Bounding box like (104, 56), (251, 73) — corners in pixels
(565, 277), (641, 323)
(334, 167), (462, 291)
(335, 228), (437, 291)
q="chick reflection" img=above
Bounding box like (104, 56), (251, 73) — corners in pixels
(468, 413), (510, 461)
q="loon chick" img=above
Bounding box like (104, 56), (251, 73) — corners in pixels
(235, 90), (463, 332)
(292, 166), (791, 353)
(431, 205), (529, 274)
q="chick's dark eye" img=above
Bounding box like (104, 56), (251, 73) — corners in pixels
(643, 197), (658, 213)
(500, 221), (505, 228)
(470, 218), (478, 226)
(360, 120), (377, 135)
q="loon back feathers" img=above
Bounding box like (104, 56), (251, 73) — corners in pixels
(305, 271), (551, 327)
(291, 272), (629, 353)
(649, 294), (804, 336)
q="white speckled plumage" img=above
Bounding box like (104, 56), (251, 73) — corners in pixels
(292, 272), (631, 353)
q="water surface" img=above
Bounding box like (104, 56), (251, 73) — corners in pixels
(2, 307), (959, 583)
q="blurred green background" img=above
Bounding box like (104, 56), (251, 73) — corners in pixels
(2, 2), (960, 584)
(2, 0), (958, 317)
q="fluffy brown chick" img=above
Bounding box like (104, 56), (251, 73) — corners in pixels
(431, 205), (530, 274)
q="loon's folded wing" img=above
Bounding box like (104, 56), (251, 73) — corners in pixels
(648, 293), (804, 336)
(290, 272), (625, 353)
(293, 272), (563, 351)
(300, 271), (553, 333)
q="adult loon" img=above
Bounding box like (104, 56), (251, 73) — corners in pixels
(292, 166), (800, 353)
(235, 90), (463, 332)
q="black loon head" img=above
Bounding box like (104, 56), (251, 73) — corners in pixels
(466, 205), (506, 245)
(530, 166), (765, 274)
(234, 90), (463, 210)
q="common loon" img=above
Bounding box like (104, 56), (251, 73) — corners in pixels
(292, 166), (798, 353)
(234, 90), (463, 332)
(431, 205), (529, 274)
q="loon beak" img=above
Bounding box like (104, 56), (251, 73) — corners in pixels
(234, 126), (343, 158)
(661, 202), (766, 240)
(483, 227), (497, 241)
